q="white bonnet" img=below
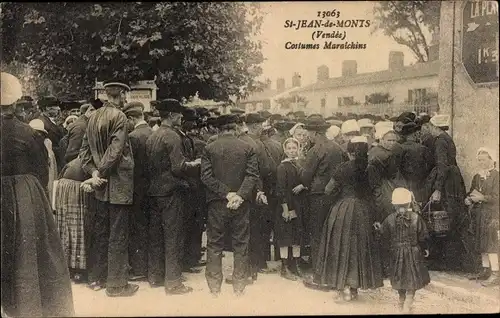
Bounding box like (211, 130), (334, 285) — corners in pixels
(326, 125), (341, 140)
(477, 147), (498, 163)
(289, 122), (305, 136)
(341, 119), (360, 134)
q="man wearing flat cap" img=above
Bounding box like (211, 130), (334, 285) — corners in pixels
(301, 118), (347, 281)
(64, 102), (98, 163)
(79, 79), (138, 297)
(122, 101), (153, 281)
(201, 114), (259, 297)
(146, 98), (199, 295)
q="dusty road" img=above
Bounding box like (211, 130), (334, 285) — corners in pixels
(72, 253), (497, 316)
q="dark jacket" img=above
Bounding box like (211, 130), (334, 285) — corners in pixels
(201, 133), (259, 203)
(146, 125), (198, 196)
(261, 136), (284, 196)
(79, 104), (135, 205)
(36, 113), (66, 171)
(129, 122), (153, 198)
(1, 114), (49, 186)
(301, 135), (346, 195)
(64, 115), (89, 163)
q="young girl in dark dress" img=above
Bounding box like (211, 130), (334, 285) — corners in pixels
(374, 187), (431, 313)
(275, 137), (307, 280)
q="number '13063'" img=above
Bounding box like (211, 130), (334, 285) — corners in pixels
(317, 10), (340, 18)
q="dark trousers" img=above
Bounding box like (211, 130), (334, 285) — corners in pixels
(87, 201), (130, 288)
(147, 191), (186, 289)
(308, 194), (333, 268)
(249, 203), (267, 274)
(205, 201), (250, 293)
(128, 193), (149, 276)
(264, 196), (279, 261)
(182, 191), (204, 268)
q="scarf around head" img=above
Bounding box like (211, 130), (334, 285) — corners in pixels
(477, 147), (497, 178)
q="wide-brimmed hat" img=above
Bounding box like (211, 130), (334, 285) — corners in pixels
(245, 113), (266, 124)
(304, 118), (331, 132)
(258, 110), (272, 119)
(37, 96), (61, 109)
(274, 120), (296, 132)
(400, 122), (420, 135)
(153, 99), (185, 114)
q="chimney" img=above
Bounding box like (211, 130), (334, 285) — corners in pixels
(428, 44), (439, 62)
(265, 78), (272, 89)
(388, 51), (404, 71)
(292, 73), (301, 87)
(317, 65), (329, 81)
(341, 60), (357, 76)
(276, 78), (285, 92)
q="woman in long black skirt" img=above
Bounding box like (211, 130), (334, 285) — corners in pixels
(313, 136), (383, 302)
(1, 72), (74, 317)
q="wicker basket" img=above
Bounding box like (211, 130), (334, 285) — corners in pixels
(421, 202), (450, 237)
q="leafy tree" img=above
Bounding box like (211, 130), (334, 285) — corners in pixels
(276, 95), (308, 110)
(372, 1), (441, 62)
(1, 2), (265, 101)
(365, 92), (394, 105)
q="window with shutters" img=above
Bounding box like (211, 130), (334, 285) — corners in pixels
(407, 88), (428, 105)
(320, 98), (326, 109)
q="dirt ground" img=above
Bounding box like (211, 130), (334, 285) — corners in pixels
(72, 252), (497, 316)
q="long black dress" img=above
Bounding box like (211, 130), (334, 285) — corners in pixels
(468, 170), (499, 253)
(275, 159), (305, 247)
(380, 211), (431, 290)
(313, 161), (383, 290)
(1, 114), (74, 317)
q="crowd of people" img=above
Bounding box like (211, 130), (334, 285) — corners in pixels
(1, 72), (498, 317)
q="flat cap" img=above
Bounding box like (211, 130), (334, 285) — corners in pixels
(153, 98), (184, 113)
(103, 79), (131, 91)
(123, 101), (144, 117)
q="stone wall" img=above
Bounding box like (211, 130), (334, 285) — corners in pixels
(438, 1), (499, 187)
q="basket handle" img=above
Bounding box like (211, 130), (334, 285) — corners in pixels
(422, 201), (432, 213)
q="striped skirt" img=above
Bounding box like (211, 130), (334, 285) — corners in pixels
(55, 178), (95, 270)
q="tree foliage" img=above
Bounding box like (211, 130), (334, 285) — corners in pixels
(1, 2), (265, 101)
(365, 92), (394, 105)
(372, 1), (441, 62)
(276, 95), (308, 110)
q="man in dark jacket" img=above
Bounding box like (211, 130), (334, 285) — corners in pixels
(79, 79), (138, 297)
(181, 110), (207, 271)
(32, 96), (67, 172)
(146, 99), (199, 295)
(201, 114), (259, 296)
(123, 101), (153, 280)
(240, 113), (274, 278)
(64, 102), (98, 162)
(301, 118), (347, 273)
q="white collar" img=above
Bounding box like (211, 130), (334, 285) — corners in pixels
(134, 120), (147, 129)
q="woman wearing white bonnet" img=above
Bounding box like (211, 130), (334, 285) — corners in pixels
(465, 147), (499, 286)
(1, 72), (74, 316)
(421, 114), (468, 271)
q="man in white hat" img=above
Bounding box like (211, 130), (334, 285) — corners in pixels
(79, 79), (139, 297)
(1, 72), (74, 316)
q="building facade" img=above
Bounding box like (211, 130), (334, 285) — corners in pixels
(292, 50), (440, 117)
